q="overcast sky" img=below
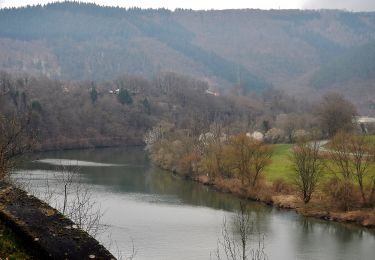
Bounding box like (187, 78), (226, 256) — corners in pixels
(0, 0), (375, 11)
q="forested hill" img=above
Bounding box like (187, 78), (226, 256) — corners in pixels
(1, 2), (375, 95)
(310, 41), (375, 89)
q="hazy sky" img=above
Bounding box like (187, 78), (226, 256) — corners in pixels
(0, 0), (375, 11)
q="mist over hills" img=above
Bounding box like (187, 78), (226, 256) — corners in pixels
(0, 2), (374, 110)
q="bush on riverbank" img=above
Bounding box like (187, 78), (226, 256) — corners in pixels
(148, 128), (375, 227)
(149, 131), (273, 186)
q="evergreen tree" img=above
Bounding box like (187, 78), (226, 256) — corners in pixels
(142, 98), (151, 114)
(31, 100), (42, 113)
(117, 88), (132, 105)
(90, 85), (98, 103)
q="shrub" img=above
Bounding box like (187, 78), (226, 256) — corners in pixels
(323, 178), (359, 211)
(272, 179), (294, 194)
(264, 128), (285, 144)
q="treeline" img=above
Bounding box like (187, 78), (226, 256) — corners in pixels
(145, 91), (360, 182)
(1, 70), (361, 152)
(292, 133), (375, 210)
(146, 121), (375, 226)
(144, 89), (375, 220)
(147, 129), (375, 210)
(147, 130), (273, 187)
(0, 71), (299, 151)
(0, 3), (170, 41)
(2, 70), (374, 222)
(2, 2), (375, 99)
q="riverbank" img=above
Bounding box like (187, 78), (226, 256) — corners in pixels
(42, 139), (374, 229)
(149, 133), (375, 229)
(12, 145), (375, 260)
(186, 174), (375, 228)
(0, 182), (115, 259)
(34, 137), (144, 152)
(0, 218), (32, 259)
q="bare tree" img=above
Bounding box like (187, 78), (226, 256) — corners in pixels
(291, 139), (324, 204)
(370, 146), (375, 204)
(276, 113), (301, 143)
(110, 238), (137, 260)
(316, 93), (357, 138)
(14, 164), (107, 238)
(251, 143), (273, 187)
(214, 202), (267, 260)
(225, 134), (254, 185)
(328, 132), (375, 205)
(0, 71), (12, 98)
(200, 125), (228, 180)
(225, 134), (272, 186)
(349, 135), (373, 204)
(53, 164), (105, 238)
(326, 132), (353, 181)
(0, 112), (34, 178)
(0, 72), (36, 179)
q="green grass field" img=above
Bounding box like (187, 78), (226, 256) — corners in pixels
(266, 136), (375, 185)
(265, 144), (294, 183)
(365, 134), (375, 144)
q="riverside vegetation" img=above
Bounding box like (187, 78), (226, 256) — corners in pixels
(0, 76), (374, 259)
(1, 70), (374, 230)
(146, 129), (375, 227)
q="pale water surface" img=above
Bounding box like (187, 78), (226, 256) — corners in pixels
(15, 147), (375, 260)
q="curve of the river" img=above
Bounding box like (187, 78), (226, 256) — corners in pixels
(15, 147), (375, 260)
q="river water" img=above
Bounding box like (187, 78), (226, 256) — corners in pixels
(15, 147), (375, 260)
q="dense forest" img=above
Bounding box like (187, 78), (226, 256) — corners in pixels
(0, 71), (320, 151)
(2, 67), (364, 157)
(0, 3), (375, 112)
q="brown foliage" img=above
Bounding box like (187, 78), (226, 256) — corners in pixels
(291, 139), (324, 204)
(200, 142), (229, 181)
(316, 93), (357, 138)
(327, 132), (375, 205)
(323, 178), (359, 211)
(272, 179), (294, 194)
(177, 152), (200, 176)
(0, 113), (35, 178)
(224, 134), (272, 187)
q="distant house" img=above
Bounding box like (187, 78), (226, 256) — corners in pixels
(199, 132), (215, 145)
(246, 131), (264, 141)
(109, 88), (139, 95)
(356, 116), (375, 124)
(62, 87), (69, 93)
(356, 116), (375, 134)
(198, 132), (229, 144)
(108, 88), (120, 94)
(205, 89), (220, 96)
(252, 131), (264, 141)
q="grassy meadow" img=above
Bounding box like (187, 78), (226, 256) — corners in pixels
(265, 144), (293, 183)
(265, 135), (375, 186)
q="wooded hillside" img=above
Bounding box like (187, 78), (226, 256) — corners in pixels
(0, 2), (375, 110)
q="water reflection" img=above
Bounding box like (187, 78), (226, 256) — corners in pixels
(36, 158), (123, 167)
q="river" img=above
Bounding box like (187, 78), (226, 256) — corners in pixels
(14, 147), (375, 260)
